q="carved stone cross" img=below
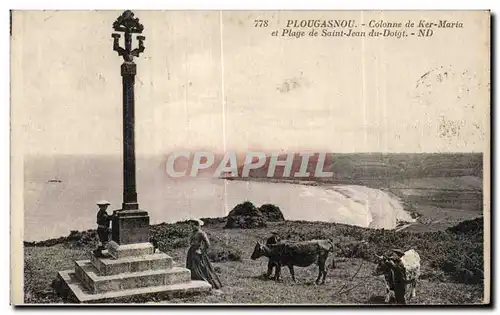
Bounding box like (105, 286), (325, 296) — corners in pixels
(110, 10), (150, 245)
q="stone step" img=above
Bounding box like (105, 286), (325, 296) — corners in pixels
(107, 241), (154, 259)
(57, 269), (212, 303)
(75, 260), (191, 294)
(90, 251), (173, 276)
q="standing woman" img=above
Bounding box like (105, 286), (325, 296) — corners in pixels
(186, 219), (222, 290)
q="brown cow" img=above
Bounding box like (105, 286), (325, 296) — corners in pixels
(251, 239), (335, 284)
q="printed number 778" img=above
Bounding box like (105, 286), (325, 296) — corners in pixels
(254, 20), (269, 27)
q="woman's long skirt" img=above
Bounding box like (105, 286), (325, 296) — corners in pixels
(186, 246), (222, 289)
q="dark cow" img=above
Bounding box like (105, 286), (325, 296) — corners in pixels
(251, 239), (336, 284)
(373, 249), (420, 304)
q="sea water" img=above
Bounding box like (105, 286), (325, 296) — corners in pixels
(23, 155), (414, 241)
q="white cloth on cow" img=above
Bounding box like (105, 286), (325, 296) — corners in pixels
(399, 249), (420, 281)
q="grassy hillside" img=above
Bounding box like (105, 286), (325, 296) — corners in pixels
(24, 217), (485, 305)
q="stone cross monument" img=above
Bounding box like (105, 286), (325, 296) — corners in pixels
(110, 10), (149, 245)
(56, 11), (211, 302)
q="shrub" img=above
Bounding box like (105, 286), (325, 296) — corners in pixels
(171, 237), (190, 249)
(207, 245), (243, 262)
(150, 222), (192, 251)
(24, 229), (99, 248)
(199, 217), (227, 226)
(337, 241), (372, 259)
(225, 201), (267, 229)
(447, 217), (483, 236)
(259, 204), (285, 222)
(205, 233), (243, 262)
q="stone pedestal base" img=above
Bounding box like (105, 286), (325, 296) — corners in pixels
(56, 242), (212, 303)
(111, 210), (150, 245)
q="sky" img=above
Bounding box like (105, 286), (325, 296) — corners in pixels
(11, 10), (490, 155)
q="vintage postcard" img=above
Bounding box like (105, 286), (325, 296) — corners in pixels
(11, 10), (490, 305)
